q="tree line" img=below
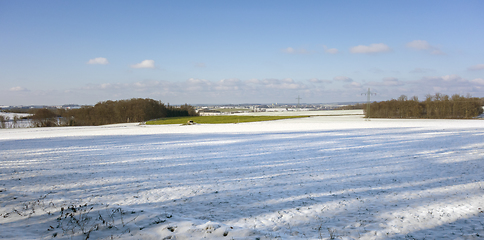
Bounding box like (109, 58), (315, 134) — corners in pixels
(335, 103), (365, 110)
(28, 98), (198, 127)
(364, 94), (483, 119)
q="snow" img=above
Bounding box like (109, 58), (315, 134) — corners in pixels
(236, 109), (363, 116)
(1, 113), (484, 239)
(0, 112), (32, 128)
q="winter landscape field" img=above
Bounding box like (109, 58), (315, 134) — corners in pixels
(1, 111), (484, 239)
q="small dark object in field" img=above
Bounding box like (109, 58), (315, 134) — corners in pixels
(153, 218), (166, 224)
(167, 226), (176, 232)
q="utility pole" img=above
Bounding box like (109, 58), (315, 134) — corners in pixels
(361, 88), (376, 121)
(296, 95), (302, 109)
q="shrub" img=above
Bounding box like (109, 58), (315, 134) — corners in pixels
(32, 108), (58, 127)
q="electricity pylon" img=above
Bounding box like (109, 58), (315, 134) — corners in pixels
(361, 88), (376, 121)
(296, 95), (302, 109)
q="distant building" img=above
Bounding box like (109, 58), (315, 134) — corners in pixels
(197, 109), (221, 116)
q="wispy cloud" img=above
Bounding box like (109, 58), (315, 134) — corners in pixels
(215, 78), (243, 91)
(345, 82), (362, 88)
(282, 47), (295, 54)
(369, 68), (384, 74)
(411, 74), (479, 94)
(194, 62), (206, 68)
(406, 40), (445, 55)
(87, 57), (109, 65)
(9, 73), (482, 105)
(363, 74), (484, 99)
(9, 86), (29, 92)
(323, 45), (339, 54)
(470, 78), (484, 85)
(333, 76), (353, 82)
(71, 77), (316, 104)
(281, 47), (310, 54)
(350, 43), (391, 54)
(258, 78), (307, 89)
(367, 77), (404, 87)
(406, 40), (431, 50)
(410, 68), (435, 74)
(468, 64), (484, 71)
(131, 60), (155, 69)
(309, 78), (332, 84)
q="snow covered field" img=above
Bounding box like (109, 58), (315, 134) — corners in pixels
(1, 113), (484, 239)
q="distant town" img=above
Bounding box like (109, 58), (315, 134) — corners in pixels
(1, 102), (363, 115)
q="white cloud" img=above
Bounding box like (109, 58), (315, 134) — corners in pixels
(406, 40), (431, 50)
(133, 80), (165, 88)
(194, 62), (206, 68)
(441, 74), (464, 82)
(468, 64), (484, 71)
(215, 78), (242, 91)
(333, 76), (353, 82)
(131, 60), (155, 69)
(100, 83), (112, 89)
(429, 49), (445, 55)
(309, 78), (332, 84)
(187, 78), (211, 85)
(258, 78), (306, 89)
(346, 82), (362, 88)
(19, 73), (483, 105)
(350, 43), (390, 54)
(182, 78), (304, 92)
(246, 78), (261, 84)
(219, 78), (241, 85)
(420, 75), (463, 83)
(367, 77), (404, 87)
(9, 86), (28, 92)
(184, 78), (212, 91)
(282, 47), (295, 53)
(323, 45), (339, 54)
(224, 78), (304, 90)
(87, 57), (109, 65)
(408, 74), (481, 95)
(470, 78), (484, 85)
(406, 40), (445, 55)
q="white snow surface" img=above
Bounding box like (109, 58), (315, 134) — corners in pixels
(1, 114), (484, 239)
(0, 112), (32, 128)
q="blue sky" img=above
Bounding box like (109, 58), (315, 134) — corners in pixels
(1, 0), (483, 105)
